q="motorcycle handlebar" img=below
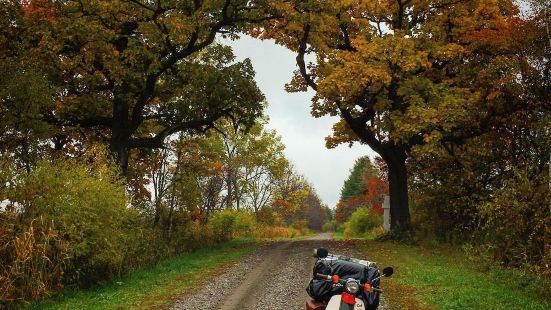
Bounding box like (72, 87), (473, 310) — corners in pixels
(315, 273), (331, 280)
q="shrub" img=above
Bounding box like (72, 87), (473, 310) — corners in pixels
(411, 165), (550, 274)
(343, 207), (382, 238)
(291, 219), (310, 235)
(255, 226), (303, 238)
(478, 169), (550, 271)
(322, 220), (337, 232)
(172, 220), (216, 252)
(3, 159), (141, 289)
(208, 209), (256, 241)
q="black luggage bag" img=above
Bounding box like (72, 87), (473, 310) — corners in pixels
(306, 258), (381, 309)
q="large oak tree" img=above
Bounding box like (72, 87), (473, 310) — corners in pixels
(255, 0), (535, 232)
(1, 0), (278, 173)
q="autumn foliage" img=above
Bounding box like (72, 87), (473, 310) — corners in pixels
(336, 157), (387, 224)
(0, 0), (549, 306)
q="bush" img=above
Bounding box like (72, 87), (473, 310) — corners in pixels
(127, 220), (217, 271)
(171, 220), (216, 252)
(343, 208), (382, 238)
(291, 219), (310, 235)
(411, 166), (550, 274)
(208, 209), (256, 241)
(322, 220), (337, 232)
(255, 226), (303, 238)
(478, 169), (550, 272)
(2, 159), (141, 292)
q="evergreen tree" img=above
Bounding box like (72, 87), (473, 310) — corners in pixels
(339, 156), (376, 201)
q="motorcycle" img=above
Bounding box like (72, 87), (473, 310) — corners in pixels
(306, 248), (393, 310)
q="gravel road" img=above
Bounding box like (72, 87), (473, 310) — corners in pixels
(171, 233), (388, 310)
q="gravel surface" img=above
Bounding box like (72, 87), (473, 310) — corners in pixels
(171, 234), (388, 310)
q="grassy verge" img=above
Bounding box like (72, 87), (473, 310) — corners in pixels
(333, 231), (344, 240)
(31, 239), (259, 310)
(358, 240), (550, 310)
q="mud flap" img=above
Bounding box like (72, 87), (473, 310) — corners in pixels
(339, 303), (354, 310)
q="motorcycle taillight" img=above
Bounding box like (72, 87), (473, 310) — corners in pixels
(341, 292), (356, 305)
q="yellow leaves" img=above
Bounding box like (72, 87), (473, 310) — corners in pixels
(422, 131), (442, 144)
(325, 119), (358, 149)
(163, 13), (196, 42)
(472, 0), (503, 22)
(432, 43), (467, 61)
(356, 0), (395, 19)
(388, 77), (484, 144)
(319, 61), (389, 102)
(316, 34), (432, 104)
(285, 70), (309, 93)
(384, 36), (431, 72)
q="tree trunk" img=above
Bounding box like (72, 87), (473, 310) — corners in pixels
(153, 199), (162, 226)
(386, 152), (411, 232)
(111, 94), (131, 175)
(110, 136), (130, 175)
(226, 169), (233, 209)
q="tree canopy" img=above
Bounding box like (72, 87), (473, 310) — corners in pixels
(0, 0), (280, 172)
(253, 0), (548, 231)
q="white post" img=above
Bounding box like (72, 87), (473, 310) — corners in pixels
(383, 195), (390, 233)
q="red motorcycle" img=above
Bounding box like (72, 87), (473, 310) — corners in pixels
(306, 248), (393, 310)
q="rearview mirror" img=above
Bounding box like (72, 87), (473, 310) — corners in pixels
(313, 248), (328, 258)
(382, 266), (394, 277)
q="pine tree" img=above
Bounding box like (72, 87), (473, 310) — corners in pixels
(339, 156), (376, 201)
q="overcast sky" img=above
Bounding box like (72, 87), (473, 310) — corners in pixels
(226, 36), (376, 208)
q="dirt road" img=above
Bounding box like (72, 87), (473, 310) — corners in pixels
(171, 233), (385, 310)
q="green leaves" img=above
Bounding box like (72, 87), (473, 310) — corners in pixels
(4, 158), (140, 286)
(1, 0), (274, 172)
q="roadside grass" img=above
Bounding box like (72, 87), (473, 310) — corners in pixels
(333, 231), (344, 240)
(30, 239), (259, 310)
(358, 240), (550, 310)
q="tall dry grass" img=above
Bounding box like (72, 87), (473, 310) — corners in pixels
(0, 212), (68, 305)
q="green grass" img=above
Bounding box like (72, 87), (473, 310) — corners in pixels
(358, 240), (550, 310)
(31, 239), (259, 310)
(333, 231), (344, 240)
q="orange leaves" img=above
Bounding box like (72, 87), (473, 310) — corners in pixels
(451, 0), (523, 55)
(364, 176), (388, 207)
(336, 197), (365, 223)
(336, 156), (388, 222)
(271, 198), (293, 216)
(21, 0), (56, 21)
(316, 33), (433, 116)
(362, 175), (388, 215)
